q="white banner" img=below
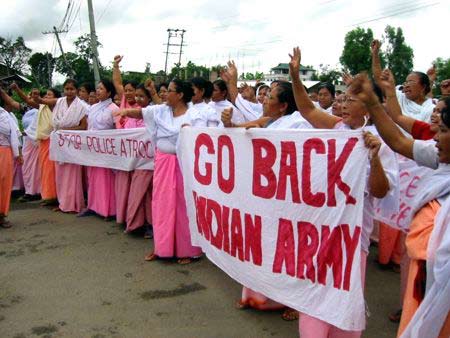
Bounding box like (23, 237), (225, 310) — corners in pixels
(179, 127), (369, 330)
(49, 128), (154, 171)
(374, 156), (433, 232)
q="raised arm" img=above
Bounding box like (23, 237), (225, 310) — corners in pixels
(289, 47), (339, 129)
(9, 83), (39, 109)
(426, 65), (436, 99)
(144, 78), (162, 105)
(349, 73), (414, 159)
(112, 55), (124, 98)
(221, 107), (270, 128)
(363, 132), (390, 198)
(38, 96), (58, 108)
(220, 61), (239, 104)
(62, 116), (88, 130)
(371, 40), (382, 85)
(0, 87), (21, 110)
(379, 69), (416, 134)
(113, 107), (143, 119)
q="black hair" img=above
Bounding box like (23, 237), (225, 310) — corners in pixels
(317, 82), (335, 98)
(441, 97), (450, 128)
(157, 82), (168, 92)
(123, 80), (138, 90)
(136, 83), (151, 99)
(213, 79), (228, 93)
(98, 79), (116, 99)
(63, 78), (78, 88)
(412, 71), (431, 95)
(275, 82), (297, 115)
(171, 79), (193, 103)
(79, 82), (94, 93)
(256, 83), (270, 94)
(39, 90), (46, 97)
(48, 88), (61, 98)
(190, 77), (210, 99)
(204, 80), (213, 99)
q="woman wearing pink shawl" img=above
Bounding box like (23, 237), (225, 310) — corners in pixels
(112, 55), (142, 227)
(51, 79), (88, 213)
(80, 79), (118, 219)
(114, 79), (207, 264)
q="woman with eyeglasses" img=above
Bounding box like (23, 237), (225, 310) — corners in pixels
(290, 47), (399, 338)
(372, 40), (434, 122)
(349, 73), (450, 338)
(114, 79), (207, 264)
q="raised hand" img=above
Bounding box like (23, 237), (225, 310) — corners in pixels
(144, 77), (156, 93)
(9, 82), (19, 91)
(288, 47), (301, 76)
(227, 60), (238, 82)
(427, 64), (437, 82)
(113, 55), (123, 67)
(221, 107), (233, 127)
(342, 72), (354, 87)
(371, 40), (381, 55)
(220, 67), (231, 83)
(348, 73), (380, 107)
(379, 69), (396, 92)
(363, 131), (381, 159)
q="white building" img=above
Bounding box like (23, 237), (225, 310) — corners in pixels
(264, 63), (316, 82)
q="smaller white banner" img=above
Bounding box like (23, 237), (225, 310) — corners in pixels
(49, 128), (154, 171)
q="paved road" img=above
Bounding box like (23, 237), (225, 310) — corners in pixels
(1, 201), (400, 337)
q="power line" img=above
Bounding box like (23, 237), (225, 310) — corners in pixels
(97, 0), (114, 24)
(67, 0), (82, 33)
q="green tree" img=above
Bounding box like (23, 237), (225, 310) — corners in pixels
(0, 36), (32, 75)
(255, 72), (264, 80)
(431, 57), (450, 96)
(382, 26), (414, 84)
(317, 64), (342, 85)
(168, 61), (210, 80)
(340, 27), (374, 75)
(244, 72), (255, 80)
(28, 52), (55, 87)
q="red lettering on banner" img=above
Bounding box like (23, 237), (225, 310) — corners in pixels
(194, 133), (214, 185)
(217, 135), (235, 193)
(327, 138), (358, 206)
(317, 225), (343, 289)
(231, 209), (244, 261)
(273, 218), (296, 276)
(58, 133), (65, 146)
(341, 224), (361, 291)
(252, 138), (277, 199)
(405, 176), (420, 198)
(206, 198), (223, 250)
(276, 141), (301, 203)
(193, 192), (209, 239)
(297, 221), (319, 283)
(302, 138), (326, 207)
(244, 214), (262, 265)
(222, 205), (231, 254)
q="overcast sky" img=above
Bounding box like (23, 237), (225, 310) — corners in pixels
(1, 0), (449, 82)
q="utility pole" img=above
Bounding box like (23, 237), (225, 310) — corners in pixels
(46, 53), (52, 87)
(163, 28), (186, 80)
(42, 26), (74, 79)
(87, 0), (100, 85)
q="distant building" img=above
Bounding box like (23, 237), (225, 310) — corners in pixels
(264, 63), (316, 82)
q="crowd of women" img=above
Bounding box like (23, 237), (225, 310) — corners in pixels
(1, 39), (449, 337)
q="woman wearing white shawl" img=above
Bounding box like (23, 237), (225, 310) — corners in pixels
(371, 40), (434, 123)
(190, 77), (222, 127)
(0, 106), (21, 228)
(352, 73), (450, 338)
(209, 79), (242, 126)
(49, 79), (88, 213)
(114, 79), (207, 264)
(290, 47), (399, 337)
(80, 80), (118, 220)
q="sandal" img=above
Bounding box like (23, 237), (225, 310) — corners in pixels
(0, 220), (12, 229)
(144, 252), (157, 261)
(388, 309), (402, 323)
(235, 300), (249, 310)
(282, 308), (299, 321)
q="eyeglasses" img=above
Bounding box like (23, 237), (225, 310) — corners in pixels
(441, 82), (450, 89)
(167, 89), (177, 93)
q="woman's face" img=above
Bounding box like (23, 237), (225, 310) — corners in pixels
(113, 94), (121, 106)
(257, 87), (269, 104)
(64, 82), (77, 100)
(45, 90), (56, 99)
(166, 82), (182, 108)
(434, 111), (450, 164)
(88, 91), (98, 105)
(96, 83), (111, 101)
(192, 85), (204, 104)
(158, 86), (168, 102)
(341, 94), (367, 129)
(124, 83), (136, 104)
(440, 79), (450, 96)
(430, 100), (444, 133)
(135, 88), (150, 108)
(318, 87), (333, 110)
(78, 87), (89, 102)
(263, 87), (285, 118)
(332, 93), (345, 117)
(404, 73), (425, 102)
(211, 84), (226, 102)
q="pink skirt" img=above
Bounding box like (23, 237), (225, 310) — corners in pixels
(87, 166), (116, 217)
(12, 161), (24, 191)
(125, 169), (153, 232)
(115, 170), (131, 224)
(0, 146), (13, 216)
(152, 151), (201, 258)
(22, 137), (41, 195)
(55, 162), (85, 213)
(298, 251), (368, 338)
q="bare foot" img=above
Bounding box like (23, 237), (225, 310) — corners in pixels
(144, 252), (157, 261)
(235, 300), (249, 310)
(281, 308), (299, 321)
(177, 257), (192, 265)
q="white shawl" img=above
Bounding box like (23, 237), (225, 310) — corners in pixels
(193, 101), (222, 127)
(52, 97), (88, 130)
(87, 98), (116, 130)
(0, 107), (20, 157)
(234, 93), (263, 122)
(401, 193), (450, 338)
(209, 99), (245, 125)
(267, 111), (314, 129)
(396, 89), (435, 123)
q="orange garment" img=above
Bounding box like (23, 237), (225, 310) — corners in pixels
(0, 146), (14, 216)
(378, 222), (405, 265)
(397, 200), (450, 337)
(38, 138), (56, 200)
